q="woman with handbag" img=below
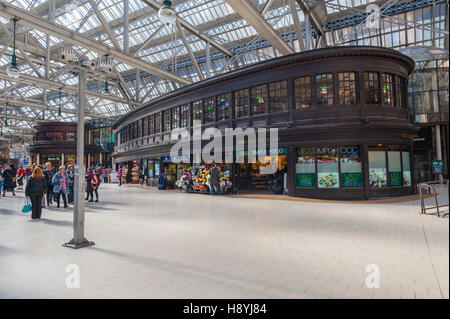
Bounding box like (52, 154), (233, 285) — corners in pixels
(52, 166), (69, 208)
(25, 167), (47, 219)
(2, 165), (16, 197)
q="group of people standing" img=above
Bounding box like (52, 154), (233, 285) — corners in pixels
(1, 162), (106, 220)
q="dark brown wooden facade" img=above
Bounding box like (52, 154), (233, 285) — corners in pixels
(28, 122), (104, 167)
(113, 46), (417, 200)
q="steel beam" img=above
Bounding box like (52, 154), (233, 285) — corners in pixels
(142, 0), (232, 57)
(177, 21), (204, 81)
(88, 0), (122, 51)
(225, 0), (294, 56)
(0, 70), (141, 107)
(0, 97), (102, 118)
(0, 1), (191, 86)
(289, 0), (306, 51)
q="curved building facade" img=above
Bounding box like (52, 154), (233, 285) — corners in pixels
(28, 122), (105, 168)
(112, 46), (416, 199)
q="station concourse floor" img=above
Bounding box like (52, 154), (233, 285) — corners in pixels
(0, 183), (448, 299)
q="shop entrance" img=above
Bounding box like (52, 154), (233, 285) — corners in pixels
(237, 154), (288, 194)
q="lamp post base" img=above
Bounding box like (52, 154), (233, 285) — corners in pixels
(63, 238), (95, 249)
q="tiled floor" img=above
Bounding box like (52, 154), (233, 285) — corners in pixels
(0, 183), (448, 299)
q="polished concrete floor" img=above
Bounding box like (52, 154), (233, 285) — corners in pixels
(0, 183), (448, 299)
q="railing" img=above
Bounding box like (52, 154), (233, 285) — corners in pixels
(419, 180), (449, 218)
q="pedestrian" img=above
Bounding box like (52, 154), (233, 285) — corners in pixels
(101, 166), (108, 183)
(117, 166), (123, 186)
(25, 166), (47, 220)
(158, 169), (167, 190)
(25, 166), (31, 179)
(91, 168), (101, 202)
(43, 162), (54, 206)
(209, 163), (221, 195)
(85, 168), (95, 202)
(17, 166), (25, 189)
(52, 166), (69, 208)
(67, 164), (75, 205)
(2, 165), (16, 197)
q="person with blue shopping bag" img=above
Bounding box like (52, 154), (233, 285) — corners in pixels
(25, 167), (47, 219)
(52, 166), (69, 208)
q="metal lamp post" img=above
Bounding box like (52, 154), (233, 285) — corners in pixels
(63, 56), (95, 249)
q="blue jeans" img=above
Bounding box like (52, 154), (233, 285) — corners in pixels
(210, 183), (220, 195)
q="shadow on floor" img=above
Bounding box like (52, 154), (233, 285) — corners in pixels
(39, 218), (73, 227)
(0, 209), (20, 215)
(86, 246), (305, 297)
(0, 245), (18, 256)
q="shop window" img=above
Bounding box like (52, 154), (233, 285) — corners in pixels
(137, 120), (142, 138)
(396, 76), (406, 108)
(368, 145), (387, 188)
(148, 116), (153, 135)
(217, 94), (231, 121)
(382, 73), (394, 106)
(171, 107), (179, 130)
(193, 100), (203, 124)
(363, 72), (380, 104)
(142, 118), (148, 137)
(316, 73), (334, 106)
(338, 72), (356, 105)
(154, 113), (161, 134)
(387, 145), (402, 187)
(269, 80), (287, 113)
(296, 147), (316, 188)
(317, 147), (340, 189)
(251, 85), (267, 115)
(294, 76), (312, 109)
(163, 110), (171, 132)
(402, 151), (411, 186)
(204, 97), (216, 124)
(180, 104), (190, 128)
(235, 89), (249, 118)
(340, 146), (363, 188)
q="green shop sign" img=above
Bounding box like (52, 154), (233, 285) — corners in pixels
(341, 173), (363, 188)
(296, 173), (316, 188)
(389, 172), (403, 187)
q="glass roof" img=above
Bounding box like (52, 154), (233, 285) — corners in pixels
(0, 0), (448, 136)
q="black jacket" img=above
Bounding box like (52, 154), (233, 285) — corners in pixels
(25, 177), (47, 196)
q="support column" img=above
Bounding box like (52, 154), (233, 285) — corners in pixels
(87, 153), (91, 169)
(205, 43), (211, 78)
(61, 153), (64, 167)
(305, 13), (311, 51)
(64, 69), (94, 249)
(435, 124), (444, 183)
(136, 69), (140, 101)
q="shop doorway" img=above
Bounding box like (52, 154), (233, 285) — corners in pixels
(237, 155), (288, 194)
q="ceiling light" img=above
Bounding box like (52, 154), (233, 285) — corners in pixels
(158, 0), (177, 26)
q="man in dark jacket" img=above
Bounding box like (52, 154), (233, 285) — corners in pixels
(43, 162), (55, 206)
(209, 164), (221, 195)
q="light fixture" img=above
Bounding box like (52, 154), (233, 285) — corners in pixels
(6, 18), (20, 79)
(158, 0), (177, 25)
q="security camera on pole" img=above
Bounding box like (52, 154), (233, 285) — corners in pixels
(63, 52), (96, 249)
